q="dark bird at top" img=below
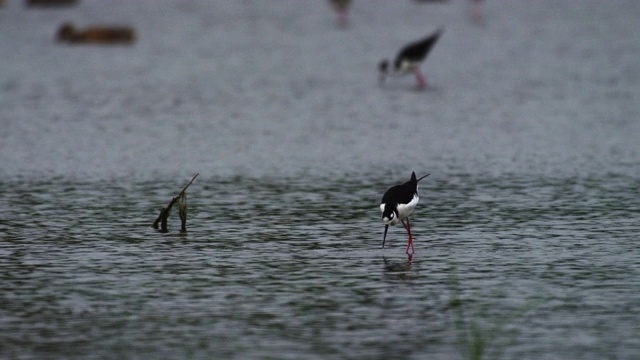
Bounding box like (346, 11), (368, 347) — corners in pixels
(56, 22), (136, 45)
(379, 28), (443, 89)
(26, 0), (78, 7)
(470, 0), (485, 24)
(328, 0), (351, 27)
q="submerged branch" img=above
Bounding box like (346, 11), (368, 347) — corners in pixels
(152, 173), (199, 233)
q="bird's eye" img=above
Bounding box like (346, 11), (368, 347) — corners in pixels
(389, 213), (394, 219)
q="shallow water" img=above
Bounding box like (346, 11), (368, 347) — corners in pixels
(1, 0), (640, 359)
(1, 174), (639, 359)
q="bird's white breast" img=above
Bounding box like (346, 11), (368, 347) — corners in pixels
(397, 194), (419, 220)
(395, 60), (419, 75)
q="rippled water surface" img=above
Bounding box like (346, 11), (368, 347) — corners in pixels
(2, 174), (639, 359)
(1, 0), (640, 359)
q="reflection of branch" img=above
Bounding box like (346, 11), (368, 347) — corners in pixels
(152, 173), (199, 233)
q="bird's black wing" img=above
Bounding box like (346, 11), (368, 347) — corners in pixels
(381, 185), (400, 204)
(394, 28), (443, 66)
(382, 182), (416, 205)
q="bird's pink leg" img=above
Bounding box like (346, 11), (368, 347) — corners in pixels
(401, 219), (414, 256)
(414, 69), (427, 89)
(471, 0), (483, 23)
(337, 10), (348, 27)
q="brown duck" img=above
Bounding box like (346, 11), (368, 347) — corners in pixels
(26, 0), (79, 7)
(56, 22), (136, 45)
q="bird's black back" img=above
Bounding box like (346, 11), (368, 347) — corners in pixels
(382, 173), (419, 206)
(394, 28), (443, 66)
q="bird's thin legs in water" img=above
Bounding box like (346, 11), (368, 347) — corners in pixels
(471, 0), (483, 24)
(337, 9), (348, 27)
(401, 218), (414, 256)
(414, 69), (426, 89)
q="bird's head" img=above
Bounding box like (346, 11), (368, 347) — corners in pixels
(57, 22), (76, 42)
(381, 204), (398, 225)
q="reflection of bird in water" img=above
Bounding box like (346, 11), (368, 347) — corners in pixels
(328, 0), (351, 27)
(383, 256), (412, 273)
(380, 172), (430, 262)
(56, 22), (136, 45)
(378, 29), (443, 89)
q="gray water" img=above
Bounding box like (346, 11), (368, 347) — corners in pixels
(1, 0), (640, 359)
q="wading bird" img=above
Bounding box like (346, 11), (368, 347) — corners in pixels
(379, 29), (443, 89)
(328, 0), (351, 27)
(380, 172), (430, 261)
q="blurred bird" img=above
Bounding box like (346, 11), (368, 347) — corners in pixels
(379, 28), (443, 89)
(26, 0), (78, 7)
(470, 0), (485, 24)
(328, 0), (351, 27)
(56, 22), (136, 45)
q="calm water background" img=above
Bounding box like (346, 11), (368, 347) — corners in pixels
(1, 0), (639, 359)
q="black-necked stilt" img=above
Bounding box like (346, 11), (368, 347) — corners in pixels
(328, 0), (351, 27)
(378, 29), (443, 89)
(380, 172), (430, 260)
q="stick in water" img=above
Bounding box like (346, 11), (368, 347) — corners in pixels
(152, 173), (199, 233)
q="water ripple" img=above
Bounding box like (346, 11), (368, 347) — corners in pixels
(1, 173), (639, 358)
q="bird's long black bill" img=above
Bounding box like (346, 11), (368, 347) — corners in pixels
(382, 225), (389, 249)
(417, 173), (431, 182)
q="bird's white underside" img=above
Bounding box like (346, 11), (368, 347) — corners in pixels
(390, 60), (419, 76)
(380, 193), (419, 225)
